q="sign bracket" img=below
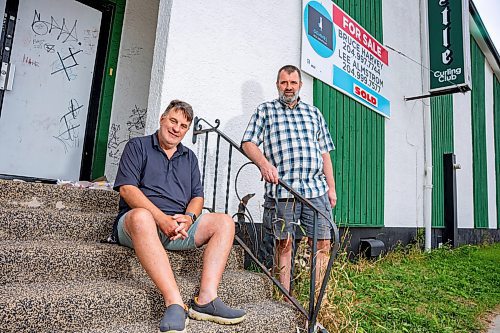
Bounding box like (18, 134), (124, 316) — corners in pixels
(404, 85), (470, 101)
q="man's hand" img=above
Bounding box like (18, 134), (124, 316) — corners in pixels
(158, 215), (187, 240)
(241, 142), (279, 184)
(328, 188), (337, 208)
(169, 214), (193, 240)
(259, 161), (279, 184)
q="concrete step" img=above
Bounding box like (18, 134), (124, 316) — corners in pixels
(78, 300), (300, 333)
(0, 279), (280, 333)
(0, 206), (115, 241)
(0, 240), (244, 284)
(0, 179), (119, 212)
(0, 280), (162, 332)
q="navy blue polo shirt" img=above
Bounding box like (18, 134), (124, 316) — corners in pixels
(113, 132), (204, 226)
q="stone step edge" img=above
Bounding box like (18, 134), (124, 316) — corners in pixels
(0, 239), (245, 279)
(0, 203), (119, 215)
(0, 179), (119, 211)
(77, 299), (302, 333)
(1, 266), (265, 297)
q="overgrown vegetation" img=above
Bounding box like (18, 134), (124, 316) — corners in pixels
(290, 241), (500, 332)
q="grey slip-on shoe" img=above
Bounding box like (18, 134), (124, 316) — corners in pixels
(188, 297), (246, 325)
(159, 304), (189, 333)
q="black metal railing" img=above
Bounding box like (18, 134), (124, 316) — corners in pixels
(192, 117), (340, 333)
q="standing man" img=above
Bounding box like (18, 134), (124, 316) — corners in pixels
(241, 65), (336, 292)
(112, 100), (245, 333)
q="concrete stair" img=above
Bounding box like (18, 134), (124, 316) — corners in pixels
(0, 179), (299, 332)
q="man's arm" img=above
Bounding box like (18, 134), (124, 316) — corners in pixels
(185, 196), (203, 219)
(119, 185), (184, 238)
(241, 141), (279, 184)
(322, 152), (337, 208)
(171, 196), (204, 239)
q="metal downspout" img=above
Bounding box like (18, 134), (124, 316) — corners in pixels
(420, 0), (433, 251)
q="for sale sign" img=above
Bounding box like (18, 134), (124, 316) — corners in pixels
(301, 0), (390, 118)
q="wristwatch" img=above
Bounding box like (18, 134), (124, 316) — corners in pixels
(185, 212), (197, 223)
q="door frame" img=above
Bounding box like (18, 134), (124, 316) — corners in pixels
(79, 0), (115, 181)
(89, 0), (125, 181)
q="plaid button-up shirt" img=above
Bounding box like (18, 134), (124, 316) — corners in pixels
(242, 98), (335, 199)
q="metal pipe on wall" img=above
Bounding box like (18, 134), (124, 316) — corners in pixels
(420, 0), (433, 251)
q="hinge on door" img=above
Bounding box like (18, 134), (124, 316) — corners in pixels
(0, 61), (15, 90)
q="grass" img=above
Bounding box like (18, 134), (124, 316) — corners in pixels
(291, 241), (500, 332)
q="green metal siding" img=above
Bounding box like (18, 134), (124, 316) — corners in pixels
(92, 0), (126, 179)
(494, 76), (500, 229)
(313, 0), (384, 227)
(470, 39), (489, 228)
(431, 95), (454, 228)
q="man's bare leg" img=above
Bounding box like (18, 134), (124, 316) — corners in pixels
(276, 238), (293, 292)
(193, 213), (235, 304)
(124, 208), (184, 306)
(308, 238), (331, 292)
(187, 213), (246, 324)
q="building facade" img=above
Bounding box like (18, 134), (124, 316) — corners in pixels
(0, 0), (498, 250)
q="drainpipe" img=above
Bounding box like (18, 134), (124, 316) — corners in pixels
(423, 103), (433, 251)
(420, 0), (432, 251)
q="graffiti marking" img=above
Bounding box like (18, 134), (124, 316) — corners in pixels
(23, 54), (40, 67)
(44, 44), (56, 53)
(51, 48), (83, 81)
(54, 99), (84, 152)
(32, 10), (78, 43)
(108, 106), (147, 165)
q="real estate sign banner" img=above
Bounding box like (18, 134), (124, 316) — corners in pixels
(427, 0), (471, 92)
(301, 0), (390, 118)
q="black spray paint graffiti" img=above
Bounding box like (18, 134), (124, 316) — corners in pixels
(32, 38), (55, 53)
(51, 48), (83, 81)
(108, 105), (147, 165)
(107, 123), (124, 162)
(31, 10), (79, 44)
(121, 47), (143, 59)
(127, 105), (147, 133)
(83, 28), (99, 55)
(45, 44), (56, 53)
(54, 99), (83, 152)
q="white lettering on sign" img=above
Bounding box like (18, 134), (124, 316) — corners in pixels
(433, 67), (462, 82)
(354, 84), (378, 107)
(439, 0), (453, 65)
(342, 16), (360, 40)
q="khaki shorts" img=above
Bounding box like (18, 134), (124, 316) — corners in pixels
(263, 193), (333, 240)
(116, 211), (204, 251)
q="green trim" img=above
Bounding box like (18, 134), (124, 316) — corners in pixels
(494, 76), (500, 229)
(470, 38), (489, 229)
(430, 95), (454, 228)
(469, 1), (500, 77)
(313, 0), (384, 228)
(91, 0), (126, 180)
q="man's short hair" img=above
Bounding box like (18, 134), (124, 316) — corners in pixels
(162, 100), (194, 122)
(276, 65), (302, 83)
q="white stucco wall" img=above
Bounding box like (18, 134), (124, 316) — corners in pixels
(148, 0), (314, 216)
(382, 0), (425, 228)
(104, 0), (159, 181)
(454, 90), (474, 229)
(485, 63), (498, 229)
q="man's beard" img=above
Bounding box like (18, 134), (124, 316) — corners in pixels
(279, 90), (300, 105)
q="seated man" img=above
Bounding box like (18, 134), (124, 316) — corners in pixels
(112, 99), (246, 333)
